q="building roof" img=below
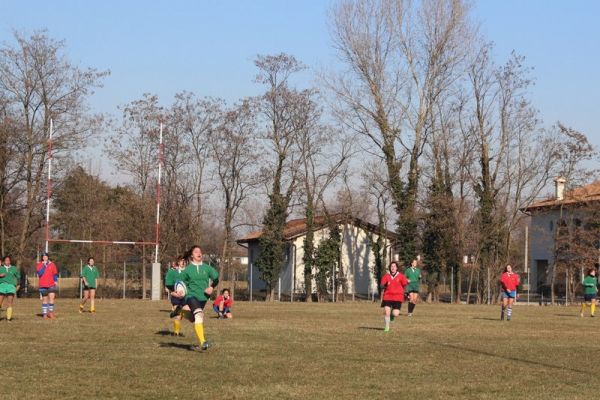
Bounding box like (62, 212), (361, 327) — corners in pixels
(236, 214), (397, 244)
(524, 180), (600, 212)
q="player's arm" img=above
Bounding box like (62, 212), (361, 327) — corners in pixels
(0, 273), (5, 278)
(205, 267), (219, 296)
(37, 263), (47, 277)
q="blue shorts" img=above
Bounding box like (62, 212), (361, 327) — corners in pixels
(213, 305), (231, 314)
(584, 293), (597, 302)
(170, 296), (186, 307)
(501, 290), (517, 299)
(39, 286), (57, 296)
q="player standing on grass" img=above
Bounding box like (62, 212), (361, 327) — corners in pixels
(79, 257), (99, 314)
(581, 267), (598, 317)
(36, 252), (58, 319)
(165, 256), (186, 336)
(213, 288), (233, 319)
(380, 261), (408, 332)
(0, 256), (20, 322)
(173, 245), (219, 351)
(499, 264), (520, 321)
(404, 259), (421, 317)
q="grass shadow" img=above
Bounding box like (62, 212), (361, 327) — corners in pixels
(158, 309), (172, 313)
(155, 329), (174, 336)
(554, 314), (579, 318)
(471, 317), (500, 321)
(429, 341), (586, 374)
(159, 342), (193, 351)
(358, 326), (385, 331)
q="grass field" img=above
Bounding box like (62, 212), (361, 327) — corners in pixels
(0, 299), (598, 399)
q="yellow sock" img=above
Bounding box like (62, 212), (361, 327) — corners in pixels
(194, 323), (205, 344)
(79, 304), (84, 311)
(581, 303), (587, 314)
(6, 307), (13, 320)
(174, 319), (181, 335)
(591, 303), (596, 316)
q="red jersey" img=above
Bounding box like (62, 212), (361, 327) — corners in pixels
(381, 272), (409, 301)
(36, 261), (58, 288)
(214, 295), (233, 308)
(499, 272), (520, 291)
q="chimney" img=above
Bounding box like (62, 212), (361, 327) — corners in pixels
(554, 177), (567, 200)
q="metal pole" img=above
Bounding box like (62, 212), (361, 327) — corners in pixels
(45, 119), (53, 253)
(525, 225), (529, 305)
(154, 123), (163, 264)
(451, 266), (454, 304)
(332, 263), (336, 303)
(278, 276), (281, 301)
(123, 262), (126, 299)
(565, 270), (568, 306)
(249, 262), (253, 302)
(79, 260), (83, 300)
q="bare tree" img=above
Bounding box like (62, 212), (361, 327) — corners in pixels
(0, 31), (107, 264)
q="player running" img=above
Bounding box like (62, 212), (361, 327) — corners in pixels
(499, 264), (520, 321)
(404, 259), (421, 316)
(172, 245), (219, 351)
(0, 256), (20, 322)
(165, 256), (186, 336)
(581, 267), (598, 317)
(213, 288), (233, 319)
(380, 261), (409, 332)
(36, 252), (59, 319)
(79, 257), (100, 314)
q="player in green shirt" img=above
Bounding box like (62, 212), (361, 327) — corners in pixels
(0, 256), (20, 321)
(404, 259), (422, 316)
(581, 267), (598, 317)
(165, 256), (186, 336)
(79, 257), (100, 313)
(172, 245), (219, 351)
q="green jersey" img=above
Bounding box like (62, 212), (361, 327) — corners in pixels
(180, 262), (219, 301)
(0, 265), (20, 286)
(405, 267), (421, 292)
(583, 275), (598, 295)
(81, 265), (100, 289)
(165, 268), (184, 289)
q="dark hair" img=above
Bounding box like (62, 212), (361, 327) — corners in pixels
(587, 268), (597, 276)
(183, 245), (202, 261)
(221, 288), (230, 294)
(2, 255), (10, 262)
(388, 261), (399, 271)
(177, 255), (186, 262)
(504, 264), (513, 272)
(87, 257), (94, 263)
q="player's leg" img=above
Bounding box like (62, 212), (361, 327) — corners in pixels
(506, 296), (514, 320)
(0, 294), (4, 319)
(80, 289), (89, 313)
(6, 294), (14, 321)
(408, 292), (417, 316)
(581, 298), (587, 317)
(224, 307), (232, 319)
(188, 298), (209, 350)
(172, 297), (184, 336)
(500, 294), (507, 320)
(213, 304), (221, 318)
(591, 298), (596, 317)
(89, 289), (96, 313)
(391, 303), (401, 321)
(383, 305), (391, 332)
(41, 290), (49, 319)
(48, 290), (56, 318)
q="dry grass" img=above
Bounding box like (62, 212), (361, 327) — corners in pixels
(0, 299), (598, 399)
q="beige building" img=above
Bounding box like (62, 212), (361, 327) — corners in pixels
(237, 215), (397, 300)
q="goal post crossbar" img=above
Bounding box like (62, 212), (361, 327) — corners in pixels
(47, 239), (158, 246)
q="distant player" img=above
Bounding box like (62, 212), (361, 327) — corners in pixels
(581, 267), (598, 317)
(79, 257), (99, 313)
(213, 288), (233, 319)
(36, 252), (58, 319)
(380, 261), (408, 332)
(165, 256), (186, 336)
(404, 259), (421, 316)
(499, 264), (520, 321)
(172, 245), (219, 351)
(0, 256), (20, 321)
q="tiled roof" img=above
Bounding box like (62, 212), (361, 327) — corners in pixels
(237, 214), (396, 244)
(524, 180), (600, 211)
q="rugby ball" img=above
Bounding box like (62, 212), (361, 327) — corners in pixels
(174, 281), (187, 297)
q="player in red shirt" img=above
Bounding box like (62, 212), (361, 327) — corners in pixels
(36, 252), (59, 319)
(499, 264), (520, 321)
(213, 288), (233, 319)
(380, 261), (409, 332)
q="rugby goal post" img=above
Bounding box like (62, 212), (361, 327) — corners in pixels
(44, 120), (164, 300)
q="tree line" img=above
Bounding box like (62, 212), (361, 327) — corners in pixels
(0, 1), (596, 302)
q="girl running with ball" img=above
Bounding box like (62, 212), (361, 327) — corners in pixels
(380, 261), (408, 332)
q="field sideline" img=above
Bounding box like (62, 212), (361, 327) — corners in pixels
(0, 299), (597, 399)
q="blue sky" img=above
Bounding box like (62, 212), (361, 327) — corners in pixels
(1, 0), (599, 149)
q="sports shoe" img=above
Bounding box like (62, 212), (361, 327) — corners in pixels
(407, 313), (413, 317)
(169, 306), (182, 319)
(48, 312), (57, 319)
(201, 341), (210, 351)
(383, 326), (390, 332)
(592, 314), (595, 318)
(191, 342), (210, 352)
(42, 314), (49, 319)
(390, 315), (395, 322)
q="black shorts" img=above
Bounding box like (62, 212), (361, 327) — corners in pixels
(381, 300), (402, 310)
(39, 286), (57, 296)
(186, 296), (207, 311)
(171, 296), (186, 307)
(83, 285), (96, 291)
(584, 293), (597, 301)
